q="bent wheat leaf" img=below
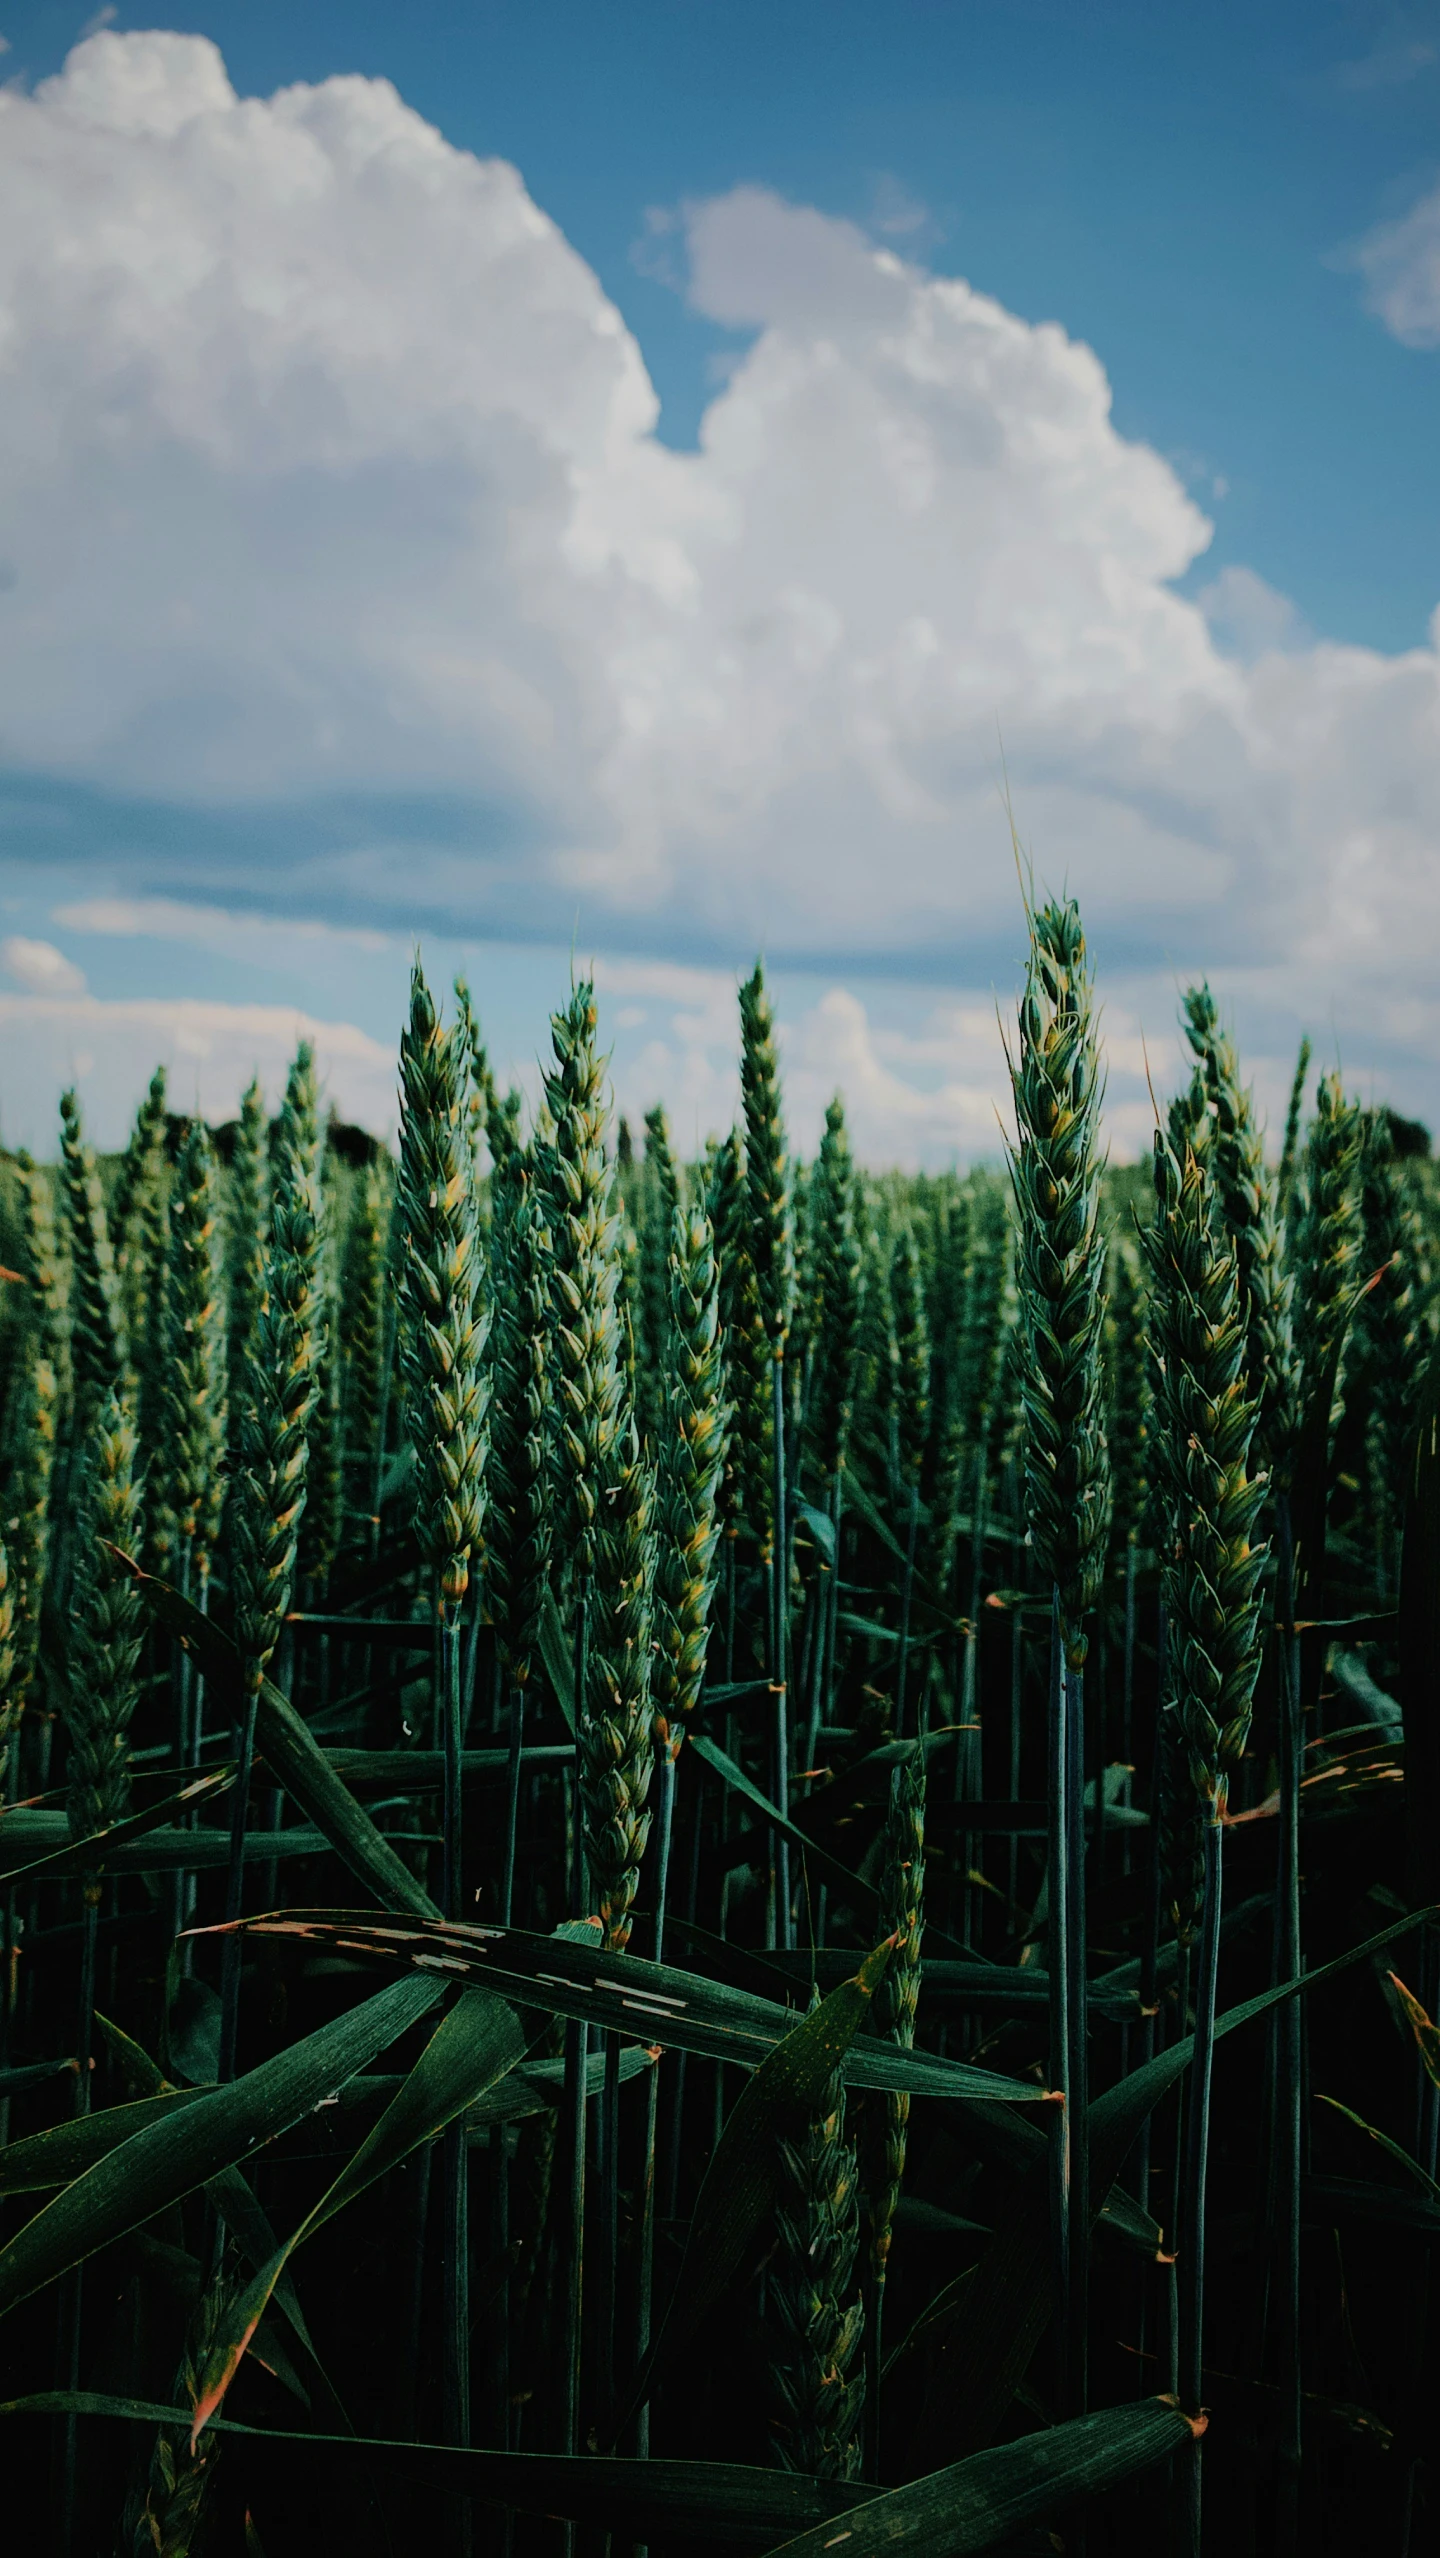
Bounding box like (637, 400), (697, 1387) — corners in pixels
(1388, 1972), (1440, 2092)
(0, 2043), (659, 2195)
(764, 2398), (1199, 2558)
(191, 1987), (528, 2438)
(1314, 2092), (1440, 2200)
(0, 2397), (856, 2546)
(214, 1910), (1048, 2108)
(94, 2014), (339, 2421)
(0, 1768), (235, 1885)
(0, 1976), (445, 2322)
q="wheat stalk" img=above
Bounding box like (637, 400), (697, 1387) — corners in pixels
(1141, 1125), (1265, 2551)
(1008, 892), (1109, 2420)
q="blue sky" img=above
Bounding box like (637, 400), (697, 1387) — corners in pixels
(0, 3), (1436, 1155)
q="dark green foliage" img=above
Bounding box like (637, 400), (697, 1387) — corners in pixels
(638, 1105), (681, 1437)
(485, 1149), (553, 1686)
(1105, 1235), (1149, 1553)
(339, 1159), (389, 1522)
(0, 1536), (18, 1789)
(1355, 1109), (1425, 1575)
(0, 1331), (56, 1722)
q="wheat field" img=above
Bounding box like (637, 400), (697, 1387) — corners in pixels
(0, 910), (1434, 2557)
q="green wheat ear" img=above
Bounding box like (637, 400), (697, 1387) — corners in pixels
(232, 1047), (325, 1688)
(584, 1407), (657, 1950)
(739, 961), (794, 1357)
(134, 2261), (231, 2556)
(226, 1078), (269, 1480)
(395, 965), (489, 1612)
(542, 979), (624, 1583)
(159, 1118), (228, 1591)
(1278, 1033), (1312, 1220)
(64, 1384), (145, 1902)
(653, 1194), (730, 1751)
(888, 1215), (931, 1495)
(111, 1067), (168, 1386)
(299, 1146), (344, 1590)
(58, 1088), (124, 1429)
(769, 1991), (865, 2481)
(708, 1126), (770, 1553)
(2, 1334), (57, 1729)
(15, 1150), (73, 1427)
(806, 1098), (864, 1485)
(1356, 1109), (1426, 1580)
(637, 1104), (681, 1440)
(1183, 982), (1297, 1481)
(1008, 896), (1111, 1664)
(869, 1744), (926, 2286)
(1290, 1068), (1364, 1436)
(1141, 1133), (1266, 1838)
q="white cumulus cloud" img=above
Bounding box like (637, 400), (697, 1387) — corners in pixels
(0, 31), (1436, 1147)
(1342, 177), (1440, 348)
(2, 935), (86, 994)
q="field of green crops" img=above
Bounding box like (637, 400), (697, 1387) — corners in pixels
(0, 901), (1435, 2556)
